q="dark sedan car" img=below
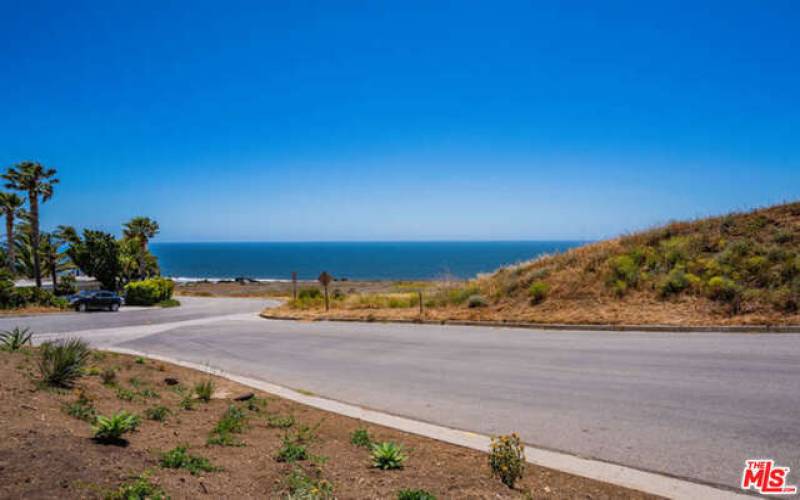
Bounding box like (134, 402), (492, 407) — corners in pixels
(68, 290), (124, 312)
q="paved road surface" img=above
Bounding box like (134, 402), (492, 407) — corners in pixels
(5, 296), (798, 491)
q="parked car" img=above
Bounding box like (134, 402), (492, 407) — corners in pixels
(68, 290), (124, 312)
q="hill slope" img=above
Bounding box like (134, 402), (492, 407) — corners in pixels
(265, 201), (800, 326)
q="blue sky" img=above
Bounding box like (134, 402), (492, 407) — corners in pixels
(1, 1), (798, 241)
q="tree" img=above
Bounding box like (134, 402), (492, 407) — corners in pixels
(66, 230), (120, 290)
(3, 162), (59, 288)
(0, 192), (24, 274)
(123, 217), (160, 279)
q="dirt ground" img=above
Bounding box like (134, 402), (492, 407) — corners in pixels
(0, 348), (655, 499)
(175, 280), (421, 299)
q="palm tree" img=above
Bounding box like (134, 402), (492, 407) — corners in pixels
(3, 162), (58, 288)
(0, 192), (24, 274)
(123, 217), (159, 279)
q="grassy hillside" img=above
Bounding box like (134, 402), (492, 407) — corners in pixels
(266, 201), (800, 326)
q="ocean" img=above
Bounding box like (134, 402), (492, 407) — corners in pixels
(150, 241), (586, 281)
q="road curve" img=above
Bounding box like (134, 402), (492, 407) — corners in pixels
(6, 297), (798, 491)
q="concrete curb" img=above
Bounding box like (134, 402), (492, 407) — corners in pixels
(260, 313), (800, 334)
(108, 347), (748, 499)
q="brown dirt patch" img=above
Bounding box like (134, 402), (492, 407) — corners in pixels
(0, 348), (655, 499)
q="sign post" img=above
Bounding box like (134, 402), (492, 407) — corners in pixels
(318, 271), (333, 311)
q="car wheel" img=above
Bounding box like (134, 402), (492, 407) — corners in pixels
(77, 303), (87, 312)
(111, 303), (119, 312)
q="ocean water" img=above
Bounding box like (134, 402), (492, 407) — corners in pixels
(150, 241), (586, 281)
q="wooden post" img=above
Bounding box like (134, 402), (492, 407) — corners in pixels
(418, 290), (423, 319)
(318, 272), (333, 312)
(291, 272), (297, 300)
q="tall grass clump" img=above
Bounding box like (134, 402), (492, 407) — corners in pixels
(38, 338), (91, 388)
(194, 379), (215, 402)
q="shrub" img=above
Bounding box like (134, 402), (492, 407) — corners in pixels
(606, 255), (639, 291)
(2, 285), (66, 309)
(286, 467), (334, 499)
(54, 275), (77, 296)
(371, 442), (407, 470)
(528, 281), (549, 305)
(116, 387), (136, 401)
(106, 473), (167, 500)
(656, 268), (690, 298)
(38, 338), (90, 388)
(101, 367), (117, 386)
(267, 414), (295, 429)
(194, 379), (215, 402)
(145, 405), (171, 422)
(276, 435), (308, 463)
(92, 411), (139, 442)
(160, 445), (217, 475)
(124, 277), (175, 306)
(208, 405), (247, 446)
(350, 427), (372, 448)
(489, 433), (525, 488)
(0, 327), (32, 351)
(64, 391), (96, 422)
(134, 356), (146, 364)
(298, 288), (322, 299)
(398, 489), (437, 500)
(467, 294), (488, 308)
(706, 276), (742, 310)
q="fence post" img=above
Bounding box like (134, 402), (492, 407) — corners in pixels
(291, 272), (297, 300)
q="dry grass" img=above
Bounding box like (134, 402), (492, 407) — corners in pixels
(265, 201), (800, 326)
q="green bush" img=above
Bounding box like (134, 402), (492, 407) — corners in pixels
(397, 489), (437, 500)
(657, 268), (690, 298)
(0, 327), (32, 351)
(1, 285), (66, 309)
(350, 427), (372, 448)
(38, 338), (91, 388)
(706, 276), (742, 305)
(145, 405), (171, 422)
(489, 433), (525, 488)
(124, 277), (174, 306)
(160, 445), (217, 475)
(54, 275), (77, 296)
(371, 442), (407, 470)
(92, 411), (139, 442)
(467, 294), (488, 308)
(528, 281), (550, 305)
(101, 367), (117, 386)
(606, 255), (639, 291)
(194, 379), (215, 402)
(298, 288), (322, 299)
(207, 405), (247, 446)
(276, 434), (308, 463)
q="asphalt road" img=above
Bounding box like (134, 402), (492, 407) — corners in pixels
(6, 297), (798, 491)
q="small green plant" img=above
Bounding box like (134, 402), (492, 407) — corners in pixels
(528, 281), (549, 305)
(134, 356), (146, 365)
(245, 396), (267, 412)
(159, 445), (217, 475)
(207, 405), (247, 446)
(267, 413), (295, 428)
(285, 467), (334, 499)
(276, 434), (308, 463)
(0, 327), (32, 351)
(106, 472), (167, 500)
(101, 367), (117, 386)
(144, 405), (171, 422)
(350, 427), (372, 448)
(489, 433), (525, 488)
(116, 387), (137, 401)
(178, 393), (195, 410)
(371, 442), (407, 470)
(63, 391), (96, 422)
(194, 379), (215, 402)
(139, 388), (160, 399)
(92, 411), (140, 443)
(38, 338), (91, 388)
(128, 376), (144, 388)
(397, 489), (437, 500)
